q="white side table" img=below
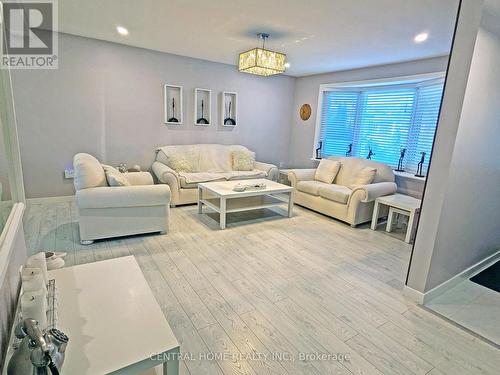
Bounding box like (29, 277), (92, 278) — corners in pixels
(278, 169), (292, 185)
(371, 193), (422, 243)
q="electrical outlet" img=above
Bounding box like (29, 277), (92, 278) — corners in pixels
(64, 169), (74, 179)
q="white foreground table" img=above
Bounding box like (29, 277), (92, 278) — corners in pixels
(371, 193), (421, 243)
(48, 256), (179, 375)
(198, 179), (294, 229)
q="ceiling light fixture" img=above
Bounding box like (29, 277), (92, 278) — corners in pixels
(414, 32), (428, 43)
(116, 26), (129, 36)
(239, 33), (287, 76)
(284, 62), (291, 68)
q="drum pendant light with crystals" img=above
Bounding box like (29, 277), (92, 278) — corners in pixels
(239, 33), (286, 76)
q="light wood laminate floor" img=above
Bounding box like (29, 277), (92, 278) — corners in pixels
(24, 201), (500, 375)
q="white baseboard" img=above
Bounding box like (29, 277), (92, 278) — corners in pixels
(405, 250), (500, 305)
(27, 195), (75, 204)
(403, 285), (426, 304)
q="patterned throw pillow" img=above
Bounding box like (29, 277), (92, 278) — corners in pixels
(166, 151), (198, 172)
(102, 165), (131, 187)
(232, 150), (256, 171)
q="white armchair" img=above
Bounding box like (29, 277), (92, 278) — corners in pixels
(74, 153), (171, 244)
(288, 157), (397, 226)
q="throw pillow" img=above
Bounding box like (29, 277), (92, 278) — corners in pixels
(349, 167), (377, 188)
(167, 152), (198, 172)
(232, 150), (256, 171)
(102, 165), (131, 187)
(314, 159), (341, 184)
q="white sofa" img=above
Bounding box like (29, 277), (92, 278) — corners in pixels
(74, 153), (171, 244)
(288, 157), (397, 226)
(152, 144), (278, 206)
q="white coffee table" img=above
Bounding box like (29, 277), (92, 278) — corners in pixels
(371, 193), (422, 243)
(198, 179), (294, 229)
(49, 256), (179, 375)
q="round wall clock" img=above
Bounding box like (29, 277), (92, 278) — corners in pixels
(300, 104), (312, 121)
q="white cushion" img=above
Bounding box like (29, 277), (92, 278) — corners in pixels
(102, 165), (131, 187)
(297, 181), (327, 196)
(349, 167), (377, 187)
(232, 150), (256, 171)
(178, 172), (225, 188)
(331, 157), (393, 185)
(314, 159), (341, 184)
(318, 184), (351, 204)
(177, 170), (267, 188)
(73, 153), (107, 190)
(224, 170), (267, 180)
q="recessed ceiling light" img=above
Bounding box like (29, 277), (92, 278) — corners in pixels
(414, 32), (428, 43)
(116, 26), (129, 36)
(284, 62), (291, 68)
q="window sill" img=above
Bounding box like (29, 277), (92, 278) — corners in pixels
(311, 158), (426, 182)
(394, 171), (426, 182)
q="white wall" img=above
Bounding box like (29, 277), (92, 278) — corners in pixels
(287, 56), (449, 168)
(407, 0), (500, 293)
(423, 26), (500, 290)
(11, 33), (295, 198)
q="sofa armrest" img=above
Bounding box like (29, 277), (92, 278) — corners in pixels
(125, 171), (154, 186)
(255, 161), (278, 180)
(287, 169), (317, 187)
(350, 182), (397, 203)
(76, 185), (171, 209)
(152, 161), (178, 183)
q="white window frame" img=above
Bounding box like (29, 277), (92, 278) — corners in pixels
(312, 72), (446, 160)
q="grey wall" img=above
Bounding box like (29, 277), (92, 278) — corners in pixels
(11, 33), (295, 198)
(287, 56), (450, 169)
(423, 26), (500, 290)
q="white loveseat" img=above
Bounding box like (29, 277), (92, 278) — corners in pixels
(288, 157), (397, 226)
(74, 153), (171, 244)
(152, 144), (278, 206)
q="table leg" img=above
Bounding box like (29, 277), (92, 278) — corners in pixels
(163, 359), (179, 375)
(220, 198), (226, 229)
(386, 207), (395, 233)
(198, 187), (203, 214)
(406, 210), (416, 243)
(162, 347), (180, 375)
(371, 200), (380, 230)
(288, 192), (294, 218)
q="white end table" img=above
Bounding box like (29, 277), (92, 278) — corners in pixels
(278, 169), (292, 185)
(371, 193), (422, 243)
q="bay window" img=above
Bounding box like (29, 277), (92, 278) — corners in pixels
(315, 75), (445, 175)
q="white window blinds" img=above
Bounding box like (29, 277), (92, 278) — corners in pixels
(356, 88), (415, 166)
(320, 91), (359, 157)
(406, 83), (444, 173)
(318, 79), (444, 174)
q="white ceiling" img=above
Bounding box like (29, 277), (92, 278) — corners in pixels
(57, 0), (459, 77)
